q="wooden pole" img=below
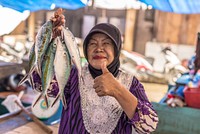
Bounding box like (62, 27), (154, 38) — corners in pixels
(15, 100), (53, 134)
(124, 9), (137, 51)
(28, 12), (35, 40)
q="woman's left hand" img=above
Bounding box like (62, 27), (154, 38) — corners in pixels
(93, 62), (121, 97)
(94, 62), (139, 119)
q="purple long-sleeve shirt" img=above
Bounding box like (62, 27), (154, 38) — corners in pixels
(32, 66), (158, 134)
(57, 66), (158, 134)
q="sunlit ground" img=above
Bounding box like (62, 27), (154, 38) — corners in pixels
(142, 82), (168, 103)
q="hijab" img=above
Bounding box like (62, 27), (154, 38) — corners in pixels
(83, 23), (122, 78)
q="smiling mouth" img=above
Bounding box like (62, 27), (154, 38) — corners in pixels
(93, 56), (106, 60)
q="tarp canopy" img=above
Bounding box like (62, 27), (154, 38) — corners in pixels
(0, 6), (30, 36)
(0, 0), (87, 36)
(0, 0), (87, 12)
(1, 0), (200, 14)
(93, 0), (141, 10)
(139, 0), (200, 14)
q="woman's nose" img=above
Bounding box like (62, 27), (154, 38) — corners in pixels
(95, 44), (104, 52)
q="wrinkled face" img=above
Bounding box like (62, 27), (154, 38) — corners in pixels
(87, 33), (115, 70)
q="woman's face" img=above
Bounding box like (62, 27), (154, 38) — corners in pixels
(87, 33), (115, 70)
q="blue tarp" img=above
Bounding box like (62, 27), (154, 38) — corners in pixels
(0, 0), (87, 12)
(139, 0), (200, 14)
(1, 0), (200, 14)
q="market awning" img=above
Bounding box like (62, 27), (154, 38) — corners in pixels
(92, 0), (141, 10)
(0, 0), (87, 12)
(0, 6), (30, 36)
(1, 0), (200, 14)
(0, 0), (87, 36)
(139, 0), (200, 14)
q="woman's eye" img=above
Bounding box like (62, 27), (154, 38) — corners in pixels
(103, 42), (111, 46)
(89, 43), (96, 46)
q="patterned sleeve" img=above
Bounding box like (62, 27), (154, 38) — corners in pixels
(129, 77), (158, 134)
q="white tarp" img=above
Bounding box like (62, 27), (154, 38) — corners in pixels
(92, 0), (143, 10)
(0, 6), (30, 36)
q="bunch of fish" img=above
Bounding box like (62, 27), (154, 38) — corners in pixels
(19, 21), (82, 109)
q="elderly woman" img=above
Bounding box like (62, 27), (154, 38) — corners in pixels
(51, 20), (158, 133)
(25, 9), (158, 133)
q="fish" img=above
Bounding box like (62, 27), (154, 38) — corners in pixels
(18, 21), (52, 90)
(51, 37), (71, 109)
(27, 44), (41, 92)
(29, 43), (36, 70)
(32, 38), (57, 108)
(18, 43), (40, 91)
(61, 27), (83, 82)
(33, 21), (53, 77)
(18, 50), (42, 93)
(20, 21), (83, 109)
(18, 43), (36, 87)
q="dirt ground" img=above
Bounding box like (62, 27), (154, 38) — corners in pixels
(142, 82), (168, 103)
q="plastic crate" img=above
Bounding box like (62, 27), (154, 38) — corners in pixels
(184, 86), (200, 109)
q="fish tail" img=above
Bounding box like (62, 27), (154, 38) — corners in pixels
(71, 58), (82, 78)
(29, 75), (34, 89)
(44, 94), (49, 108)
(32, 93), (43, 107)
(61, 94), (67, 110)
(18, 64), (36, 86)
(18, 73), (29, 86)
(52, 91), (67, 109)
(51, 94), (60, 107)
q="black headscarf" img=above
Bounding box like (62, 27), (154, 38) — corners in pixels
(83, 23), (122, 79)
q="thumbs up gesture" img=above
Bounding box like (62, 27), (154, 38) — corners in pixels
(101, 61), (109, 74)
(93, 62), (120, 97)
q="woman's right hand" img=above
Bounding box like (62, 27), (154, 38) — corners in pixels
(50, 8), (66, 38)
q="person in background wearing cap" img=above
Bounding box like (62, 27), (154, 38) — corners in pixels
(49, 11), (158, 134)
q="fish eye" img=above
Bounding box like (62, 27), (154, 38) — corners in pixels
(52, 43), (57, 50)
(63, 52), (67, 56)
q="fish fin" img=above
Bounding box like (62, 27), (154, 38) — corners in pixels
(71, 58), (82, 78)
(18, 65), (36, 86)
(71, 58), (76, 66)
(29, 75), (34, 89)
(61, 28), (64, 40)
(51, 94), (60, 107)
(44, 94), (49, 108)
(32, 93), (43, 107)
(18, 73), (29, 86)
(36, 63), (42, 77)
(62, 95), (67, 110)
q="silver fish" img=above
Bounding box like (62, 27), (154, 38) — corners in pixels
(61, 27), (83, 81)
(33, 21), (53, 77)
(29, 43), (36, 70)
(18, 21), (52, 89)
(18, 50), (42, 93)
(51, 37), (71, 109)
(18, 43), (36, 87)
(33, 38), (57, 108)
